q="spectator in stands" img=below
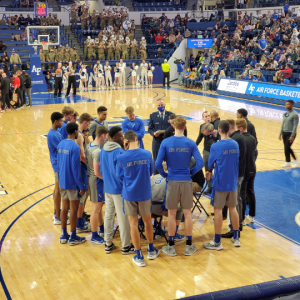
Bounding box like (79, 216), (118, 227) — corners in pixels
(169, 33), (176, 46)
(0, 41), (7, 52)
(46, 71), (55, 91)
(189, 54), (195, 69)
(24, 71), (31, 107)
(20, 0), (29, 8)
(155, 48), (164, 59)
(26, 14), (33, 26)
(155, 33), (163, 44)
(283, 1), (289, 16)
(18, 14), (26, 26)
(202, 69), (212, 91)
(21, 29), (27, 41)
(256, 71), (267, 82)
(181, 67), (191, 86)
(209, 70), (219, 92)
(10, 50), (21, 64)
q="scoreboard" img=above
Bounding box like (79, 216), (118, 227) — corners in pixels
(34, 2), (48, 17)
(187, 39), (213, 49)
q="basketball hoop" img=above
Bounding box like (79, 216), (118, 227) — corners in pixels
(41, 41), (49, 50)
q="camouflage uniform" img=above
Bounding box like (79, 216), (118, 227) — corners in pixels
(130, 44), (137, 59)
(71, 10), (77, 26)
(91, 13), (98, 29)
(53, 17), (60, 25)
(87, 44), (96, 60)
(121, 43), (129, 59)
(107, 44), (114, 60)
(40, 50), (46, 70)
(81, 13), (87, 30)
(56, 50), (64, 63)
(70, 49), (79, 68)
(63, 50), (71, 63)
(140, 49), (147, 60)
(114, 44), (121, 60)
(84, 40), (89, 60)
(47, 50), (56, 69)
(100, 15), (106, 29)
(9, 16), (18, 29)
(97, 44), (105, 60)
(107, 15), (114, 27)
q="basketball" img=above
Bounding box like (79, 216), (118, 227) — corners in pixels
(56, 69), (61, 74)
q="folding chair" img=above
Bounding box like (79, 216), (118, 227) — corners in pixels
(152, 213), (168, 243)
(192, 182), (209, 216)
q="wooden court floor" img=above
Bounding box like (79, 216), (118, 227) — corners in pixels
(0, 85), (300, 300)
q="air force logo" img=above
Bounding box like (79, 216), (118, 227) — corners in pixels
(32, 65), (42, 76)
(248, 84), (255, 94)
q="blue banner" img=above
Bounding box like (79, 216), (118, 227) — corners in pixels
(245, 81), (300, 102)
(187, 39), (213, 49)
(29, 50), (48, 93)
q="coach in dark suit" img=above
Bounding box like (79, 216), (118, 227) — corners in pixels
(148, 99), (173, 174)
(0, 73), (10, 110)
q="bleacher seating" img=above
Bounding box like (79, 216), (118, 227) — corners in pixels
(132, 0), (187, 11)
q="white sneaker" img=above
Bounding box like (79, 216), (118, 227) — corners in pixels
(242, 220), (246, 226)
(282, 162), (291, 168)
(203, 239), (223, 251)
(293, 159), (299, 168)
(246, 215), (254, 223)
(231, 237), (241, 247)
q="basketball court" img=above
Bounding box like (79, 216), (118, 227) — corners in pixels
(0, 85), (300, 299)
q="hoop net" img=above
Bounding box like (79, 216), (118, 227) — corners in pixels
(41, 41), (49, 50)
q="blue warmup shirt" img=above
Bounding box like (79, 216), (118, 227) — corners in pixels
(57, 139), (85, 191)
(275, 32), (280, 40)
(283, 79), (290, 84)
(155, 136), (204, 181)
(116, 148), (153, 202)
(184, 71), (191, 77)
(47, 128), (63, 172)
(250, 60), (257, 67)
(177, 61), (185, 72)
(272, 13), (279, 19)
(58, 120), (68, 140)
(242, 75), (249, 80)
(100, 141), (124, 194)
(284, 4), (289, 11)
(258, 38), (267, 49)
(122, 118), (145, 149)
(208, 139), (239, 192)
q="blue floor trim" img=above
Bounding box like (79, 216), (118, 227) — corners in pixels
(0, 193), (52, 300)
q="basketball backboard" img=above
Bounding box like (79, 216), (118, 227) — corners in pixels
(27, 26), (60, 46)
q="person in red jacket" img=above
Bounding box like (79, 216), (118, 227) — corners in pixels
(155, 33), (163, 43)
(12, 72), (21, 109)
(280, 64), (293, 78)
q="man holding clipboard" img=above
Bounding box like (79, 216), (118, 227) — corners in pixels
(148, 99), (173, 174)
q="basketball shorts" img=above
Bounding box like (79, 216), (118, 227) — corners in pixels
(60, 188), (78, 201)
(166, 180), (193, 210)
(213, 189), (237, 209)
(88, 176), (104, 203)
(124, 199), (151, 217)
(54, 172), (59, 183)
(152, 203), (183, 220)
(79, 162), (89, 205)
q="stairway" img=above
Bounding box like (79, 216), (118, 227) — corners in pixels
(64, 26), (85, 59)
(123, 0), (134, 11)
(135, 25), (143, 41)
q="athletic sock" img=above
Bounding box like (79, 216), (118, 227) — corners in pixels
(215, 234), (221, 244)
(92, 231), (98, 239)
(233, 230), (239, 240)
(76, 218), (82, 228)
(70, 230), (76, 238)
(135, 249), (143, 259)
(168, 236), (175, 246)
(186, 236), (192, 246)
(175, 226), (179, 234)
(148, 243), (155, 252)
(99, 224), (104, 232)
(61, 228), (67, 236)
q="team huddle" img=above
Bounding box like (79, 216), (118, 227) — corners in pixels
(47, 101), (244, 267)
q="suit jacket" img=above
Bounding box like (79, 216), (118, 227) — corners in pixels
(0, 77), (10, 94)
(148, 110), (173, 152)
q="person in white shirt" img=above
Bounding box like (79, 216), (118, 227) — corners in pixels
(94, 62), (105, 90)
(79, 64), (88, 91)
(119, 58), (126, 87)
(140, 59), (148, 86)
(130, 62), (139, 87)
(104, 61), (113, 87)
(62, 63), (68, 90)
(147, 62), (155, 88)
(114, 62), (121, 89)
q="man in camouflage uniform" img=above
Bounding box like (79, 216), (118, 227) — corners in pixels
(53, 15), (60, 25)
(118, 26), (125, 37)
(100, 13), (106, 29)
(107, 12), (114, 27)
(56, 49), (64, 63)
(87, 43), (96, 60)
(71, 6), (77, 26)
(64, 48), (71, 63)
(84, 38), (90, 60)
(98, 30), (103, 42)
(81, 12), (87, 30)
(46, 14), (53, 25)
(121, 42), (129, 59)
(97, 42), (106, 60)
(139, 49), (147, 59)
(64, 43), (70, 53)
(70, 48), (79, 68)
(9, 15), (18, 29)
(106, 42), (114, 60)
(130, 41), (137, 59)
(114, 15), (120, 28)
(47, 48), (56, 70)
(91, 10), (98, 30)
(114, 41), (121, 60)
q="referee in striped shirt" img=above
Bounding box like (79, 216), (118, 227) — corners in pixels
(54, 62), (63, 98)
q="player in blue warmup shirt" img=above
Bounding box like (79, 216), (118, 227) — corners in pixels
(100, 126), (134, 255)
(58, 106), (75, 139)
(156, 117), (204, 257)
(117, 130), (159, 267)
(57, 122), (86, 246)
(47, 112), (63, 225)
(203, 120), (241, 251)
(122, 106), (145, 149)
